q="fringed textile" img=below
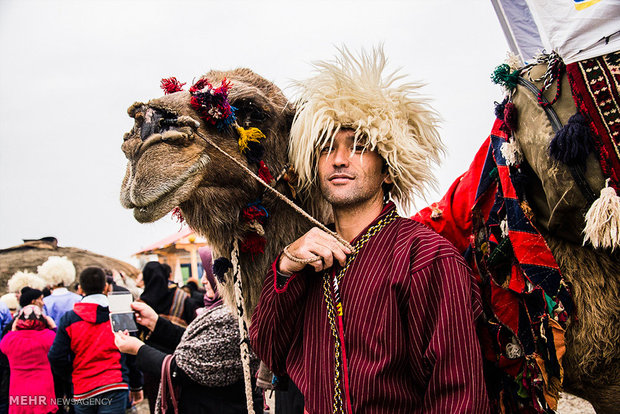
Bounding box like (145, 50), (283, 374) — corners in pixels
(566, 51), (620, 250)
(472, 119), (574, 413)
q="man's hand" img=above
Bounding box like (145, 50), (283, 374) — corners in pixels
(280, 227), (352, 274)
(131, 301), (158, 331)
(114, 330), (144, 355)
(130, 390), (144, 406)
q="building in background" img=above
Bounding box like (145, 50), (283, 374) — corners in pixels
(134, 227), (209, 285)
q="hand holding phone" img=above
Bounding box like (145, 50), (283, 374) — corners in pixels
(108, 292), (138, 333)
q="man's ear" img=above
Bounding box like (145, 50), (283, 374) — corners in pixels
(383, 174), (393, 184)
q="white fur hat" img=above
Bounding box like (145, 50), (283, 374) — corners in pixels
(0, 293), (18, 311)
(37, 256), (76, 287)
(289, 46), (444, 210)
(7, 271), (47, 293)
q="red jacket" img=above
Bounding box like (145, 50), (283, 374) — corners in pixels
(48, 301), (140, 399)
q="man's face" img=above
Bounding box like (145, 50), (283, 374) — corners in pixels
(317, 129), (391, 208)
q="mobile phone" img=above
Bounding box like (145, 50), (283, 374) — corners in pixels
(108, 292), (138, 333)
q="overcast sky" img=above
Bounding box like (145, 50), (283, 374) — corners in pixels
(0, 0), (509, 266)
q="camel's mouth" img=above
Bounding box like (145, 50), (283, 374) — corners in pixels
(122, 153), (210, 223)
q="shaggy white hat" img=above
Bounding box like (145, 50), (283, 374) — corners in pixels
(7, 271), (47, 293)
(289, 46), (444, 210)
(37, 256), (76, 287)
(0, 293), (18, 311)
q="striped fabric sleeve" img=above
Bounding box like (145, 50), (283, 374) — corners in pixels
(249, 258), (307, 376)
(408, 254), (490, 413)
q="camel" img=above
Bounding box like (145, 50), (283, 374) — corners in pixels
(497, 59), (619, 413)
(120, 64), (619, 412)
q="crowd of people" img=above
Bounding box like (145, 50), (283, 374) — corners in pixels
(0, 250), (259, 414)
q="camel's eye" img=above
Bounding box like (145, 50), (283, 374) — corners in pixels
(139, 108), (177, 141)
(234, 99), (268, 127)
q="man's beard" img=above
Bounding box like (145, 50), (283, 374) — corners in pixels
(319, 180), (379, 209)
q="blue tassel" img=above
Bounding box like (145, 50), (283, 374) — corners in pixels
(548, 112), (593, 166)
(495, 98), (508, 120)
(213, 257), (233, 283)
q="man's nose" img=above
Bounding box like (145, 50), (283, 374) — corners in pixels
(330, 146), (350, 167)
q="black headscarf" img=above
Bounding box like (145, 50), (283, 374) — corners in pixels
(140, 261), (174, 315)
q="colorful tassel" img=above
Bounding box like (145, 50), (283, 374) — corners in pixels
(160, 77), (186, 94)
(258, 161), (274, 185)
(239, 232), (267, 256)
(171, 207), (184, 223)
(583, 181), (620, 250)
(213, 257), (233, 283)
(500, 139), (523, 166)
(503, 102), (518, 132)
(242, 202), (268, 223)
(189, 77), (236, 129)
(500, 219), (509, 237)
(495, 98), (508, 120)
(548, 112), (593, 166)
(430, 203), (443, 220)
(491, 64), (520, 91)
(237, 126), (266, 153)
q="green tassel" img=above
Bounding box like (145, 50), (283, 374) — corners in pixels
(489, 167), (499, 180)
(491, 64), (520, 90)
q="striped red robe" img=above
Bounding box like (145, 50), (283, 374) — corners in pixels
(250, 203), (490, 413)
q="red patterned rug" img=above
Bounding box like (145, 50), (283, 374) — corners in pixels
(566, 50), (620, 191)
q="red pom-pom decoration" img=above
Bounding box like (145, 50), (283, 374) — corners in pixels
(240, 232), (266, 256)
(171, 207), (184, 223)
(503, 102), (518, 132)
(161, 77), (186, 94)
(189, 77), (236, 129)
(242, 205), (268, 223)
(258, 161), (274, 185)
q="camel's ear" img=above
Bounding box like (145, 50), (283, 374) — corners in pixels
(127, 102), (145, 118)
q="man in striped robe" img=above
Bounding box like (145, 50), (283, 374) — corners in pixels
(250, 47), (490, 413)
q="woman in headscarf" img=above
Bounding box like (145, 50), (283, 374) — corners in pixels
(139, 262), (197, 328)
(115, 248), (262, 414)
(0, 305), (57, 414)
(139, 261), (200, 413)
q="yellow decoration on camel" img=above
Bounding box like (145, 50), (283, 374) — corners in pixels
(236, 126), (266, 153)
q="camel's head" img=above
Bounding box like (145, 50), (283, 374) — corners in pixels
(120, 69), (294, 236)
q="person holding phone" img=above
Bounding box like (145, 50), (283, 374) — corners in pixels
(48, 267), (143, 413)
(114, 248), (263, 413)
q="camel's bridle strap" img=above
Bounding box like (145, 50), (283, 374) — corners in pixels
(195, 130), (354, 252)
